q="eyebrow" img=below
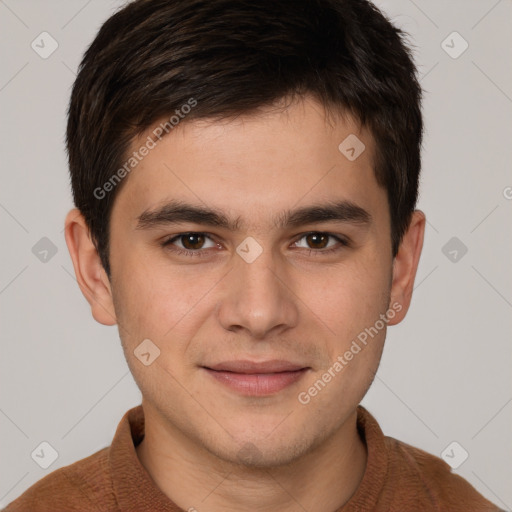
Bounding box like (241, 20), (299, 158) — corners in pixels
(135, 198), (372, 231)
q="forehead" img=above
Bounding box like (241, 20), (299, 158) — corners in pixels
(111, 96), (384, 230)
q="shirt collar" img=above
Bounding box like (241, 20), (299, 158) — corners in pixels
(108, 404), (388, 511)
(109, 405), (181, 511)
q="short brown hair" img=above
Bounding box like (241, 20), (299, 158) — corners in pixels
(66, 0), (423, 277)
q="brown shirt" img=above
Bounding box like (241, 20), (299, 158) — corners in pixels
(3, 405), (502, 511)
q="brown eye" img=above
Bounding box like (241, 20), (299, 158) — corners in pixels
(161, 232), (217, 257)
(305, 233), (329, 249)
(180, 233), (206, 250)
(293, 232), (349, 256)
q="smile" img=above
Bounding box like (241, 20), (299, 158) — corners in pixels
(202, 360), (310, 396)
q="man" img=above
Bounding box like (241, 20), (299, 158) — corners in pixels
(4, 0), (502, 510)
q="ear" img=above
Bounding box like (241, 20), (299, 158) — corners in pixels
(64, 208), (117, 326)
(387, 210), (426, 326)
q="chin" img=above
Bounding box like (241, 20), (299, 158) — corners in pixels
(202, 429), (318, 470)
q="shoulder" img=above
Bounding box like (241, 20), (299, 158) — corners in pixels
(385, 436), (502, 511)
(2, 446), (117, 512)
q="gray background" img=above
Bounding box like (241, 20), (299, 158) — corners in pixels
(1, 0), (511, 508)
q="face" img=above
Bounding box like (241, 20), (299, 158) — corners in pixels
(72, 95), (418, 468)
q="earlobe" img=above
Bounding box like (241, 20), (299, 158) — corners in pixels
(64, 208), (117, 326)
(387, 210), (426, 326)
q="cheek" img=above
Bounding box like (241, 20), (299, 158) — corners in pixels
(111, 251), (216, 348)
(315, 257), (391, 398)
(305, 259), (391, 343)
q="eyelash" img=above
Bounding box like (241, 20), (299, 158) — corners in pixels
(160, 232), (350, 258)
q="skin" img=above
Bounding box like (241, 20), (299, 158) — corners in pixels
(65, 94), (425, 512)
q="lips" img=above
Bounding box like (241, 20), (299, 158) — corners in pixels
(203, 360), (310, 396)
(206, 359), (307, 374)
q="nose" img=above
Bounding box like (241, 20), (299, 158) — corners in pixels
(216, 246), (299, 340)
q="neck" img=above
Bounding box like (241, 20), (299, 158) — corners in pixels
(136, 403), (367, 512)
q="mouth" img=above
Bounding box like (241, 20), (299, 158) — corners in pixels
(202, 360), (310, 396)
